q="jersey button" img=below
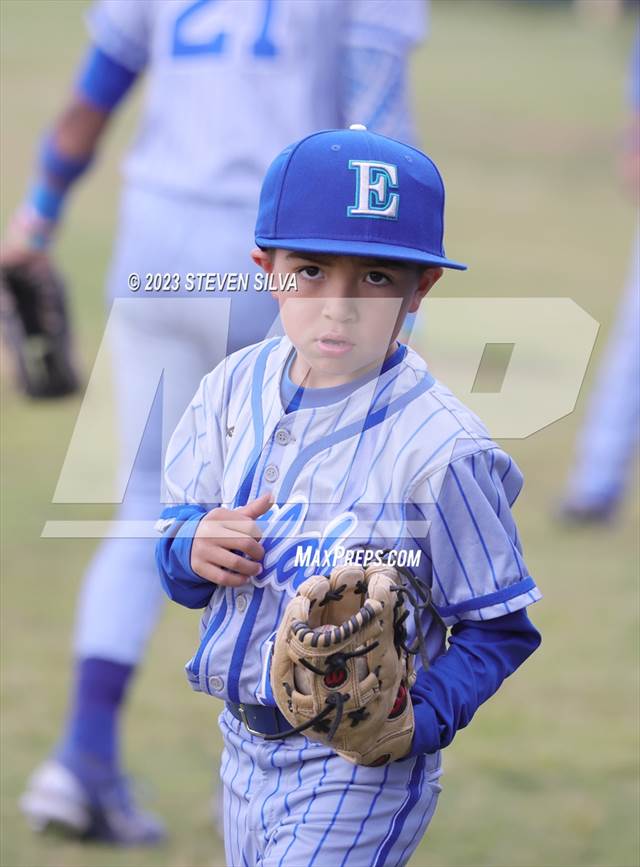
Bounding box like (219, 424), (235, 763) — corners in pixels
(208, 675), (224, 692)
(275, 429), (291, 445)
(264, 464), (279, 483)
(236, 594), (248, 613)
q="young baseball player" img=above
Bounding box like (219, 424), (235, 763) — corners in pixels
(157, 126), (542, 866)
(7, 0), (428, 843)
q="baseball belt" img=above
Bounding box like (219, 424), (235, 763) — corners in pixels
(225, 701), (289, 738)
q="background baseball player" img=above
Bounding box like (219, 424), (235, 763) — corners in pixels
(157, 126), (542, 867)
(2, 0), (427, 844)
(560, 28), (639, 522)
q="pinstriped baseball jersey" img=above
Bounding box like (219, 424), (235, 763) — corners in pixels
(163, 336), (541, 706)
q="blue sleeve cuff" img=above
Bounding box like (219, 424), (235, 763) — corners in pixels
(156, 504), (215, 609)
(75, 45), (138, 112)
(408, 608), (542, 756)
(436, 576), (537, 619)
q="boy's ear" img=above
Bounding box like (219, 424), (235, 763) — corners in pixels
(251, 247), (274, 272)
(408, 267), (443, 313)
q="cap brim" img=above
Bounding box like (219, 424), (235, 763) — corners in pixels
(255, 236), (467, 271)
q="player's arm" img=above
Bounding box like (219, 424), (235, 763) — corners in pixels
(408, 609), (541, 755)
(3, 0), (151, 259)
(406, 447), (543, 755)
(340, 0), (427, 142)
(2, 46), (139, 263)
(156, 502), (214, 609)
(158, 499), (271, 606)
(157, 494), (271, 605)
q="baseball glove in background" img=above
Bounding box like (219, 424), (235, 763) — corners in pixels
(269, 561), (431, 766)
(1, 259), (80, 398)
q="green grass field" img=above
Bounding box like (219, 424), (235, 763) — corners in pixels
(1, 2), (639, 865)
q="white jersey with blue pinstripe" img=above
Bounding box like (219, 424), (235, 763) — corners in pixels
(163, 336), (541, 707)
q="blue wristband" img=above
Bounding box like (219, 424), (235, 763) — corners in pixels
(27, 181), (65, 222)
(26, 135), (94, 223)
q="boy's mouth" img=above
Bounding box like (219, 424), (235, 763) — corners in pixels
(316, 333), (355, 356)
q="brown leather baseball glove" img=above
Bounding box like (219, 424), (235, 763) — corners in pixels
(1, 258), (80, 398)
(268, 560), (431, 766)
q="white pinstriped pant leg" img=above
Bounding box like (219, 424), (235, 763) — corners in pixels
(74, 321), (212, 662)
(219, 709), (442, 867)
(565, 230), (640, 506)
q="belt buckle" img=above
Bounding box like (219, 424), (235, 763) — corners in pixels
(237, 702), (265, 737)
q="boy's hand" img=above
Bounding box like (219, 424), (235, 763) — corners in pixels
(191, 493), (272, 586)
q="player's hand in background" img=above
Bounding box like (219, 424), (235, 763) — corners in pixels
(191, 493), (272, 586)
(1, 205), (56, 268)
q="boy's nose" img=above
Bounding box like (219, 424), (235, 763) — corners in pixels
(322, 296), (358, 323)
(321, 285), (359, 322)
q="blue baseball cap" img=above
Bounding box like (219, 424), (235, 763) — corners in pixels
(255, 126), (467, 271)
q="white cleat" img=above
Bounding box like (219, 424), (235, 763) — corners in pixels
(20, 760), (91, 835)
(19, 759), (166, 845)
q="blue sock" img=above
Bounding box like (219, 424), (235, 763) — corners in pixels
(56, 657), (134, 792)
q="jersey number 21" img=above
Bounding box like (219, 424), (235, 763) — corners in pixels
(172, 0), (278, 58)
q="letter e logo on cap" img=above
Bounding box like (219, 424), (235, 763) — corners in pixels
(347, 160), (399, 220)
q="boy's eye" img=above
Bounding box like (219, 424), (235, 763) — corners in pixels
(298, 265), (322, 279)
(365, 271), (391, 286)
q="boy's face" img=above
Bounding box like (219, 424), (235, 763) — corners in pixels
(252, 248), (442, 388)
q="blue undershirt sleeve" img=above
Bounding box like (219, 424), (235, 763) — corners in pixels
(156, 504), (215, 610)
(75, 45), (138, 111)
(409, 608), (542, 756)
